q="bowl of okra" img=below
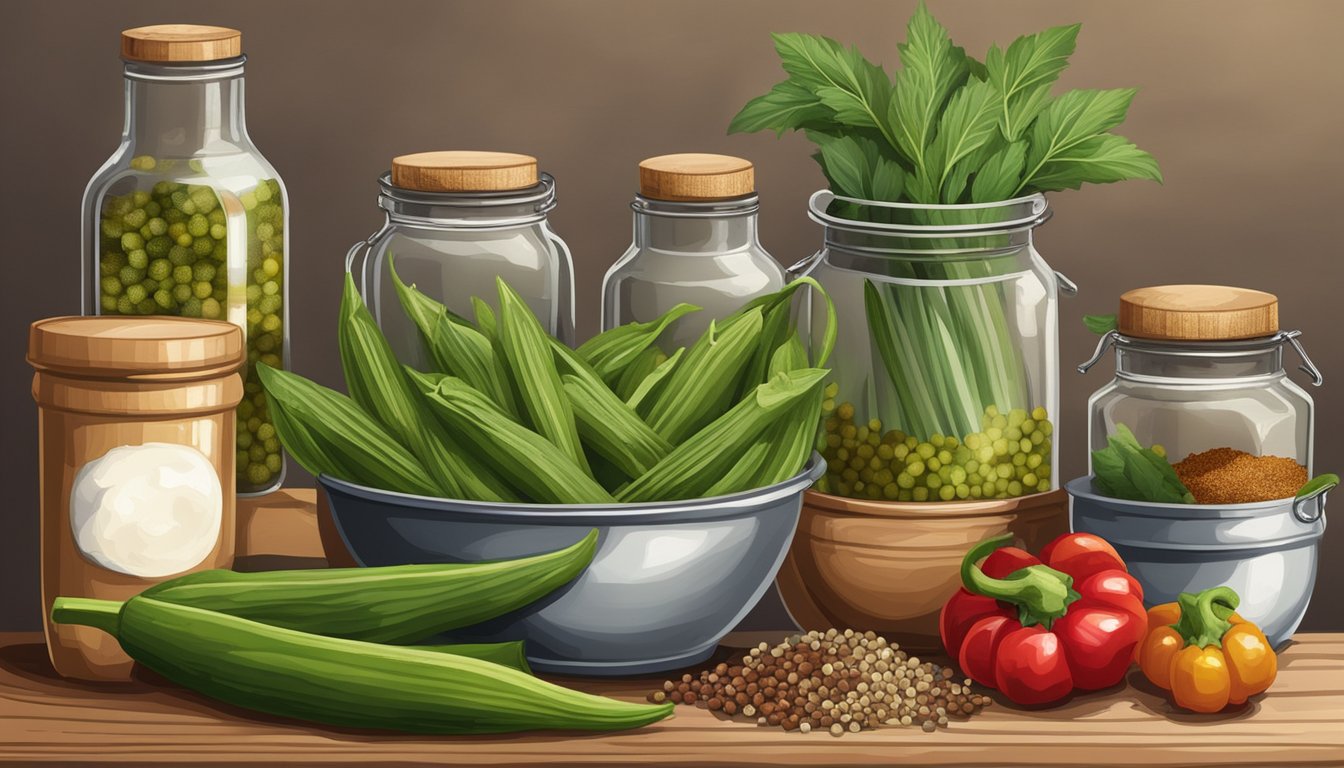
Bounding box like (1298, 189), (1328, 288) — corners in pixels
(318, 454), (825, 676)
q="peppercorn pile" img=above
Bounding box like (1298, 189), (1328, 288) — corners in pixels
(1174, 447), (1308, 504)
(648, 629), (990, 736)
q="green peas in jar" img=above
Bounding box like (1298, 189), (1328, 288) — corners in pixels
(96, 169), (286, 494)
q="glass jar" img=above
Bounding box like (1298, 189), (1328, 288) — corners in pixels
(29, 316), (244, 681)
(1078, 286), (1322, 471)
(794, 191), (1068, 503)
(80, 25), (289, 496)
(601, 154), (784, 351)
(348, 151), (575, 367)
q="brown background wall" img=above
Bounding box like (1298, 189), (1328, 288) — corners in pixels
(2, 0), (1341, 631)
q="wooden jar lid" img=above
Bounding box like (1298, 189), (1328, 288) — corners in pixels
(121, 25), (242, 63)
(391, 151), (539, 192)
(1118, 285), (1279, 341)
(29, 316), (244, 379)
(638, 153), (755, 201)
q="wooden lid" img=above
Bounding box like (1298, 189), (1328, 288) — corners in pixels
(29, 316), (245, 379)
(638, 153), (755, 201)
(121, 25), (242, 63)
(1118, 285), (1279, 341)
(391, 151), (539, 192)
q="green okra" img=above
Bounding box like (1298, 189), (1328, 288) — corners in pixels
(51, 596), (671, 735)
(257, 364), (439, 496)
(418, 373), (614, 504)
(141, 531), (598, 644)
(391, 267), (519, 417)
(576, 303), (699, 385)
(645, 308), (764, 445)
(561, 373), (672, 479)
(614, 346), (665, 401)
(619, 367), (829, 502)
(626, 347), (685, 415)
(495, 278), (590, 473)
(339, 274), (517, 502)
(416, 640), (532, 674)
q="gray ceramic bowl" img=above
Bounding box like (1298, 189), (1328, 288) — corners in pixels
(1066, 475), (1331, 648)
(319, 455), (825, 676)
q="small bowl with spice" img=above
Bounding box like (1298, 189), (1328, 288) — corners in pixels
(1070, 285), (1331, 647)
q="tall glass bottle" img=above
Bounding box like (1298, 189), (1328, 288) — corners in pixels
(601, 154), (784, 351)
(81, 25), (290, 495)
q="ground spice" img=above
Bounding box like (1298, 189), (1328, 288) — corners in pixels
(648, 629), (990, 736)
(1174, 447), (1308, 504)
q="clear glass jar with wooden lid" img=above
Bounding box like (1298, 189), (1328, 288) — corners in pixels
(347, 151), (576, 365)
(80, 24), (291, 496)
(29, 316), (244, 681)
(1078, 285), (1323, 469)
(600, 153), (785, 350)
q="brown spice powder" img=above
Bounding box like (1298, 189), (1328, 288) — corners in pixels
(1174, 447), (1308, 504)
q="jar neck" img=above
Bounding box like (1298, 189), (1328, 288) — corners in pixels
(631, 195), (760, 254)
(123, 58), (248, 157)
(1114, 336), (1286, 382)
(377, 173), (555, 230)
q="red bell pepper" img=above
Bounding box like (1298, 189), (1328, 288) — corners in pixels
(940, 533), (1147, 707)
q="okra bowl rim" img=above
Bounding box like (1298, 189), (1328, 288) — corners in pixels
(1064, 475), (1327, 517)
(320, 453), (826, 523)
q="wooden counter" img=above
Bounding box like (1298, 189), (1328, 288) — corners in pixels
(3, 490), (1342, 766)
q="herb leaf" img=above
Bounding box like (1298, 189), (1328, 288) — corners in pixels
(1017, 88), (1145, 193)
(910, 78), (1000, 202)
(1092, 423), (1194, 504)
(1026, 133), (1162, 191)
(970, 140), (1027, 203)
(770, 33), (897, 146)
(985, 24), (1080, 140)
(1083, 314), (1118, 334)
(728, 79), (833, 136)
(888, 4), (971, 175)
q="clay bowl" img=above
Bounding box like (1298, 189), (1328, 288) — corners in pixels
(774, 488), (1068, 652)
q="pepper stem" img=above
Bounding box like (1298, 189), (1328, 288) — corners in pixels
(50, 597), (123, 638)
(958, 534), (1080, 629)
(1173, 587), (1239, 649)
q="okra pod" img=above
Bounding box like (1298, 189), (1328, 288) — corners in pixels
(419, 374), (614, 504)
(561, 373), (672, 479)
(614, 346), (665, 401)
(391, 268), (519, 417)
(751, 334), (827, 486)
(52, 597), (672, 734)
(339, 274), (517, 502)
(626, 347), (684, 415)
(576, 303), (699, 385)
(141, 531), (598, 644)
(619, 367), (829, 502)
(257, 364), (440, 496)
(496, 278), (590, 472)
(645, 308), (764, 444)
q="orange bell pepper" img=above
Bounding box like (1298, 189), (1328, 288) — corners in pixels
(1136, 586), (1277, 713)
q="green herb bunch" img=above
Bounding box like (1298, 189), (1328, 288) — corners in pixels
(729, 3), (1161, 205)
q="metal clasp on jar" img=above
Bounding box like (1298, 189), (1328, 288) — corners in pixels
(1077, 329), (1324, 386)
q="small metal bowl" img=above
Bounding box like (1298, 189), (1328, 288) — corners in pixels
(1067, 476), (1331, 648)
(319, 455), (825, 676)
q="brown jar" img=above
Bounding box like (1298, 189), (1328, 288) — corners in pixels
(29, 316), (244, 680)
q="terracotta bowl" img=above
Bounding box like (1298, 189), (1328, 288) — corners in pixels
(774, 488), (1068, 652)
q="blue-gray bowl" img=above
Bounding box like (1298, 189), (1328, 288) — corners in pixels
(1066, 475), (1330, 648)
(319, 455), (825, 676)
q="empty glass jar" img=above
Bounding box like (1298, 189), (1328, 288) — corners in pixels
(348, 151), (575, 368)
(1079, 285), (1322, 471)
(80, 25), (289, 496)
(601, 153), (784, 351)
(795, 191), (1067, 502)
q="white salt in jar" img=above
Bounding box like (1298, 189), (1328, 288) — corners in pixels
(29, 315), (244, 680)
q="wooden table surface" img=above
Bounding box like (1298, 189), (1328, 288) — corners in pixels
(4, 490), (1342, 766)
(3, 631), (1343, 766)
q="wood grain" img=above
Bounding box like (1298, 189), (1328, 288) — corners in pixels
(3, 631), (1341, 766)
(638, 154), (754, 201)
(1118, 285), (1279, 341)
(120, 25), (241, 63)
